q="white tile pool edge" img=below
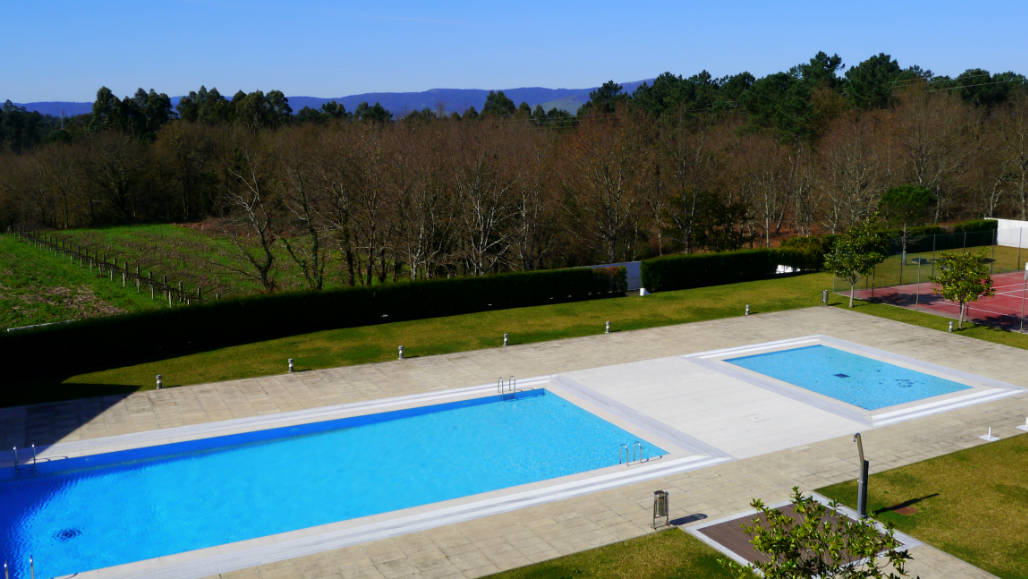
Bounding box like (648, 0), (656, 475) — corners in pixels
(686, 335), (1024, 427)
(9, 376), (555, 465)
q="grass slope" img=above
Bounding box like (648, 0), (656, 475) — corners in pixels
(59, 272), (837, 393)
(53, 224), (272, 299)
(0, 235), (163, 330)
(818, 434), (1028, 578)
(54, 223), (399, 300)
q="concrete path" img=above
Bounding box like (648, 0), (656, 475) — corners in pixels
(2, 306), (1025, 578)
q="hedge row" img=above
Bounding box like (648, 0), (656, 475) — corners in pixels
(639, 248), (816, 293)
(639, 219), (999, 294)
(1, 266), (626, 383)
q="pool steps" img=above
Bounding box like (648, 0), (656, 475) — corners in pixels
(619, 440), (651, 465)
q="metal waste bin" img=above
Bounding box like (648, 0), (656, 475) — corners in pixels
(653, 490), (669, 528)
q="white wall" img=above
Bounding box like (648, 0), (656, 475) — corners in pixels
(992, 218), (1028, 248)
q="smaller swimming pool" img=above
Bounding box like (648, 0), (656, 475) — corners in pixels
(726, 345), (971, 410)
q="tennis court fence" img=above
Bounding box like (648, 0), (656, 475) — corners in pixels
(832, 226), (1028, 293)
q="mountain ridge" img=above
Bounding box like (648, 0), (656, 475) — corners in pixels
(13, 80), (652, 118)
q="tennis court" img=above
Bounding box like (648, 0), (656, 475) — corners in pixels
(851, 269), (1028, 331)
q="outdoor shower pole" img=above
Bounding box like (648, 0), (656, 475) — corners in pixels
(853, 433), (869, 519)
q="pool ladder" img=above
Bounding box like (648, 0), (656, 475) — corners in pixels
(10, 444), (38, 470)
(3, 555), (35, 579)
(619, 441), (646, 466)
(498, 376), (517, 399)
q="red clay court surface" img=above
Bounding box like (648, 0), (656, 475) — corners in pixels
(851, 270), (1028, 332)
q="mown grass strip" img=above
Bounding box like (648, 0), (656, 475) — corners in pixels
(484, 528), (747, 578)
(818, 434), (1028, 578)
(57, 272), (838, 394)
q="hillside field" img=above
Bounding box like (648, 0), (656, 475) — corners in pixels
(0, 234), (164, 329)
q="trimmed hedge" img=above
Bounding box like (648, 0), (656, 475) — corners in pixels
(1, 266), (626, 383)
(640, 217), (999, 294)
(640, 248), (813, 293)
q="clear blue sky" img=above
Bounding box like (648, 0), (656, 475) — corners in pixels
(5, 0), (1027, 102)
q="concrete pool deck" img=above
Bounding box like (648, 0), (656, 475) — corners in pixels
(2, 306), (1026, 578)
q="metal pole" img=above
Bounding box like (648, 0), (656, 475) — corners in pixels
(1017, 228), (1023, 281)
(858, 459), (869, 519)
(1020, 228), (1026, 333)
(853, 433), (868, 519)
(1021, 255), (1027, 333)
(915, 260), (921, 310)
(931, 234), (936, 279)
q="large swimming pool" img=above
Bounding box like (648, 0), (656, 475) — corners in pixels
(726, 345), (971, 409)
(0, 389), (665, 578)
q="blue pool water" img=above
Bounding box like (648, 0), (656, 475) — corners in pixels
(726, 345), (970, 410)
(0, 390), (665, 578)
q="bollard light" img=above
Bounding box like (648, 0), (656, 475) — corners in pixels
(605, 320), (611, 334)
(288, 358), (294, 373)
(822, 288), (829, 305)
(948, 321), (954, 332)
(503, 333), (508, 347)
(156, 374), (163, 389)
(745, 304), (751, 316)
(398, 345), (404, 360)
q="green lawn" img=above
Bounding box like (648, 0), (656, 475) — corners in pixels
(818, 434), (1028, 578)
(59, 272), (838, 393)
(485, 528), (746, 578)
(0, 235), (164, 330)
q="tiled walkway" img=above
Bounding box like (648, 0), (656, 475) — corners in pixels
(2, 307), (1025, 578)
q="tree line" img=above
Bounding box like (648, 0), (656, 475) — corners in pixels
(1, 52), (1026, 290)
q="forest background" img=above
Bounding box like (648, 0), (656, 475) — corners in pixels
(2, 51), (1027, 292)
